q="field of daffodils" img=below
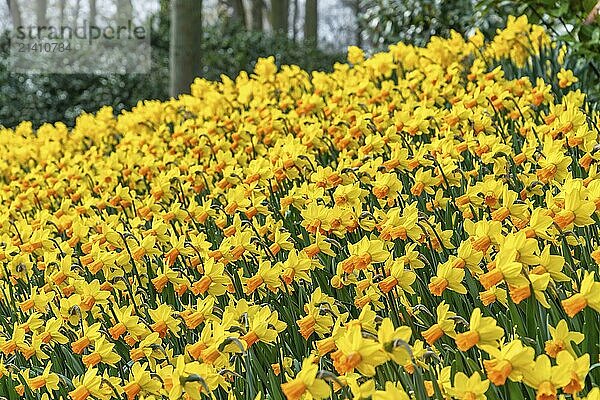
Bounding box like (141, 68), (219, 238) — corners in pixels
(0, 15), (599, 400)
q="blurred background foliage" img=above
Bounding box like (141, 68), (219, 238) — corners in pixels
(0, 0), (344, 128)
(476, 0), (600, 104)
(358, 0), (502, 47)
(2, 0), (600, 128)
(477, 0), (600, 63)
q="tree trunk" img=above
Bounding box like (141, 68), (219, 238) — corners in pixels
(169, 0), (203, 96)
(585, 0), (600, 24)
(304, 0), (317, 45)
(59, 0), (66, 26)
(73, 0), (81, 27)
(7, 0), (23, 28)
(160, 0), (169, 32)
(251, 0), (263, 31)
(353, 0), (362, 46)
(89, 0), (96, 26)
(291, 0), (298, 41)
(36, 0), (48, 26)
(117, 0), (133, 25)
(230, 0), (246, 28)
(270, 0), (288, 34)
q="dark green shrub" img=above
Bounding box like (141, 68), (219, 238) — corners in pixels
(0, 20), (343, 129)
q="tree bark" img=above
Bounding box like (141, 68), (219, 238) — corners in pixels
(304, 0), (317, 45)
(291, 0), (298, 41)
(352, 0), (362, 46)
(270, 0), (288, 34)
(36, 0), (48, 26)
(251, 0), (263, 31)
(230, 0), (246, 28)
(117, 0), (133, 26)
(59, 0), (66, 26)
(73, 0), (81, 28)
(585, 0), (600, 24)
(89, 0), (96, 26)
(7, 0), (23, 28)
(160, 0), (169, 32)
(169, 0), (203, 96)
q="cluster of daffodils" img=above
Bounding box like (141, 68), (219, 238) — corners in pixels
(1, 14), (599, 400)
